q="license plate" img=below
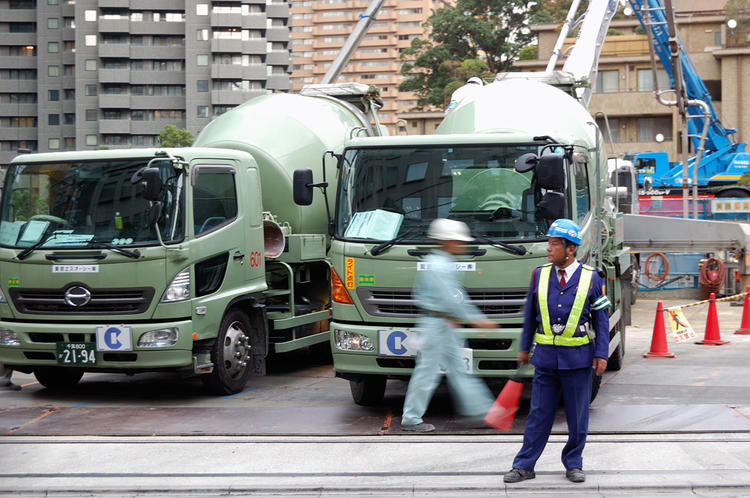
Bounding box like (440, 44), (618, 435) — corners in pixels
(56, 342), (97, 365)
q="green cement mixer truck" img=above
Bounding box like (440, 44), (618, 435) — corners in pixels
(0, 84), (382, 394)
(295, 77), (631, 404)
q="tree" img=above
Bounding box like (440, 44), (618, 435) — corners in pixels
(158, 125), (194, 147)
(399, 0), (538, 109)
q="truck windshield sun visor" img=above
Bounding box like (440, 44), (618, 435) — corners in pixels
(335, 144), (565, 245)
(0, 159), (186, 252)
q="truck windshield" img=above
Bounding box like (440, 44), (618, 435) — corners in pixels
(0, 158), (185, 249)
(336, 144), (547, 243)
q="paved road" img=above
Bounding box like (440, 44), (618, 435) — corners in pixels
(1, 296), (750, 495)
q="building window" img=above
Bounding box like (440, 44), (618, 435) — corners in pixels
(64, 113), (75, 125)
(85, 84), (97, 96)
(86, 134), (98, 146)
(197, 80), (209, 92)
(595, 70), (619, 93)
(196, 3), (208, 15)
(64, 89), (75, 100)
(714, 31), (722, 46)
(48, 89), (59, 101)
(85, 35), (97, 46)
(64, 137), (75, 149)
(85, 59), (96, 71)
(85, 109), (98, 121)
(48, 138), (60, 149)
(637, 68), (669, 92)
(197, 29), (209, 41)
(84, 10), (97, 21)
(197, 54), (208, 66)
(48, 114), (60, 126)
(48, 42), (59, 53)
(637, 116), (672, 142)
(197, 105), (209, 118)
(48, 0), (58, 4)
(48, 18), (59, 29)
(48, 65), (59, 77)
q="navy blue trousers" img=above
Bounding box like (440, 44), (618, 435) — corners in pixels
(512, 366), (593, 471)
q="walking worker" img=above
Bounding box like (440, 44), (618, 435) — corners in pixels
(444, 76), (484, 115)
(401, 218), (496, 432)
(504, 218), (610, 483)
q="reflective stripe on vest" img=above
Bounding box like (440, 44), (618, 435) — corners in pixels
(535, 264), (593, 347)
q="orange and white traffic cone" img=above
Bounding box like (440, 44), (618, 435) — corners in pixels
(696, 293), (730, 345)
(644, 301), (676, 358)
(735, 286), (750, 335)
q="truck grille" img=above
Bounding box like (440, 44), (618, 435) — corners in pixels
(10, 286), (155, 315)
(357, 287), (527, 319)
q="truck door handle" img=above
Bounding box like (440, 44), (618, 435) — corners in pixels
(233, 251), (244, 260)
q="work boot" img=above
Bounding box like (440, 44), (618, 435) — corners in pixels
(566, 467), (585, 483)
(503, 468), (535, 483)
(401, 422), (435, 432)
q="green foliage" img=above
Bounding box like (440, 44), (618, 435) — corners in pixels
(634, 25), (645, 35)
(518, 45), (538, 61)
(726, 0), (750, 33)
(10, 189), (49, 221)
(399, 0), (537, 109)
(158, 125), (194, 147)
(607, 28), (623, 36)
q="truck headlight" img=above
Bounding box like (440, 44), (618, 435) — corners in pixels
(334, 329), (374, 351)
(161, 267), (190, 302)
(138, 328), (179, 347)
(0, 327), (20, 346)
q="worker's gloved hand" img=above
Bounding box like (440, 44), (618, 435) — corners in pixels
(472, 319), (497, 330)
(592, 357), (607, 375)
(517, 351), (530, 365)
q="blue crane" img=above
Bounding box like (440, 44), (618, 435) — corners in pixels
(628, 0), (750, 194)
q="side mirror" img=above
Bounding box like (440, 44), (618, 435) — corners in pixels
(293, 168), (314, 206)
(131, 167), (163, 202)
(515, 153), (538, 173)
(148, 201), (162, 227)
(536, 154), (566, 190)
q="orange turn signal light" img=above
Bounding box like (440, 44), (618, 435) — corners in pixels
(331, 266), (354, 304)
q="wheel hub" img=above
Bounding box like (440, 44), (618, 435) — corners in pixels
(223, 321), (251, 378)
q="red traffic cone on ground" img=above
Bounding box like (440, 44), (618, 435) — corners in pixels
(696, 293), (730, 345)
(484, 377), (524, 431)
(644, 301), (676, 358)
(735, 286), (750, 335)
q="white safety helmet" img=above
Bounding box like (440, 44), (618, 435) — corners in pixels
(467, 76), (484, 85)
(428, 218), (474, 242)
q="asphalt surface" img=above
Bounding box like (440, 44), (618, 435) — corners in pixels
(1, 295), (750, 496)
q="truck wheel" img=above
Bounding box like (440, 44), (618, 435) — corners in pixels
(590, 373), (602, 402)
(202, 309), (254, 395)
(349, 375), (386, 406)
(34, 368), (83, 389)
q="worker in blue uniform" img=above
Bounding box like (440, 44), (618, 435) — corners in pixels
(504, 218), (610, 483)
(401, 218), (496, 432)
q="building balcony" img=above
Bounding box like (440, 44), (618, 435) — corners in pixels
(98, 43), (131, 58)
(132, 120), (185, 134)
(131, 0), (183, 9)
(0, 80), (35, 93)
(99, 18), (129, 33)
(98, 0), (129, 7)
(98, 68), (131, 83)
(267, 4), (289, 17)
(99, 94), (131, 108)
(267, 28), (289, 43)
(62, 76), (75, 88)
(241, 16), (267, 30)
(589, 91), (666, 116)
(140, 46), (186, 59)
(62, 101), (76, 113)
(210, 13), (239, 27)
(130, 21), (185, 36)
(211, 38), (244, 53)
(99, 119), (132, 134)
(266, 51), (290, 65)
(62, 52), (75, 64)
(61, 3), (74, 16)
(62, 28), (75, 41)
(130, 96), (185, 109)
(0, 103), (36, 115)
(243, 39), (268, 54)
(3, 33), (36, 46)
(210, 89), (257, 105)
(0, 56), (36, 69)
(266, 75), (290, 91)
(210, 64), (245, 79)
(4, 9), (34, 22)
(130, 71), (185, 85)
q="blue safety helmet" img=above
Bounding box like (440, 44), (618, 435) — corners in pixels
(546, 218), (582, 245)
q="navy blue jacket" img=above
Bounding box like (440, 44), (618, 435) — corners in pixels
(520, 262), (610, 370)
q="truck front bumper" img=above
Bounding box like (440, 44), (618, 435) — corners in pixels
(330, 320), (532, 378)
(0, 319), (195, 372)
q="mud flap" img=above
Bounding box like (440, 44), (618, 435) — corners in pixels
(248, 301), (269, 376)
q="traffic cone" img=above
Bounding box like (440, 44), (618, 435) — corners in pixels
(696, 293), (730, 345)
(644, 301), (676, 358)
(484, 377), (524, 431)
(735, 286), (750, 334)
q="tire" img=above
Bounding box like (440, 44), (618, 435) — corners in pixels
(590, 372), (602, 402)
(202, 309), (254, 395)
(349, 375), (387, 406)
(34, 367), (83, 389)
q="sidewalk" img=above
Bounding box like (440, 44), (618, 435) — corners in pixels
(2, 433), (750, 496)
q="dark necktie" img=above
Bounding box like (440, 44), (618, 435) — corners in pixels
(559, 269), (566, 288)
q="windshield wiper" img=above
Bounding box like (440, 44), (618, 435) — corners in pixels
(473, 234), (527, 256)
(87, 240), (141, 259)
(16, 234), (57, 261)
(370, 227), (425, 256)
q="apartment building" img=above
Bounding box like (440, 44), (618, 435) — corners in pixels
(519, 0), (745, 160)
(289, 0), (448, 134)
(0, 0), (291, 165)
